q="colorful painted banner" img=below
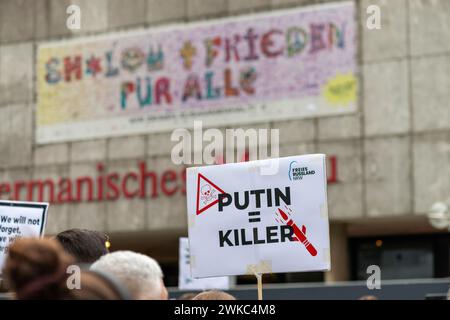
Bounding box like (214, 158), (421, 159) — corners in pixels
(36, 2), (356, 144)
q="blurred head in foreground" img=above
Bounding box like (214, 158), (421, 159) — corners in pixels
(358, 295), (378, 300)
(3, 238), (128, 300)
(178, 292), (198, 300)
(90, 250), (168, 300)
(55, 228), (109, 264)
(193, 290), (236, 300)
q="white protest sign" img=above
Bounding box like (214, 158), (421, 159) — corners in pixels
(186, 154), (330, 278)
(178, 237), (230, 290)
(0, 201), (49, 274)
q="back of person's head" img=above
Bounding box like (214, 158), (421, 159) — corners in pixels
(56, 229), (108, 263)
(3, 237), (73, 299)
(178, 292), (198, 300)
(72, 270), (131, 300)
(55, 229), (109, 264)
(3, 237), (127, 300)
(90, 250), (168, 300)
(193, 290), (236, 300)
(358, 295), (378, 300)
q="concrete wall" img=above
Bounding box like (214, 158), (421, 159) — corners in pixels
(0, 0), (449, 237)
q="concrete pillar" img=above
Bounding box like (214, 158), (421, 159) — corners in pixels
(325, 223), (350, 282)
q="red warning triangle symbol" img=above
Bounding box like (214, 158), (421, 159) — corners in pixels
(196, 173), (226, 215)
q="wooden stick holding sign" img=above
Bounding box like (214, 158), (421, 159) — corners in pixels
(256, 273), (263, 300)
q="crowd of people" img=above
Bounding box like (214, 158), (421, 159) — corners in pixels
(2, 230), (448, 300)
(0, 229), (236, 300)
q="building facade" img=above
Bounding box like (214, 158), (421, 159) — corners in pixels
(0, 0), (449, 285)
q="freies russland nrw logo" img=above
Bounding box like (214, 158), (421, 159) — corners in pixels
(288, 161), (316, 181)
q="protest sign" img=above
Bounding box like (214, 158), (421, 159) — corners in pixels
(186, 154), (330, 278)
(0, 201), (49, 274)
(178, 237), (230, 290)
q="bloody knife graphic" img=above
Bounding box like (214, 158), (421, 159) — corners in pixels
(278, 208), (317, 257)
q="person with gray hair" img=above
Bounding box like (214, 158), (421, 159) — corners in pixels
(90, 251), (168, 300)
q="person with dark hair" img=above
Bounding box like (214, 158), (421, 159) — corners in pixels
(3, 237), (129, 300)
(55, 229), (110, 264)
